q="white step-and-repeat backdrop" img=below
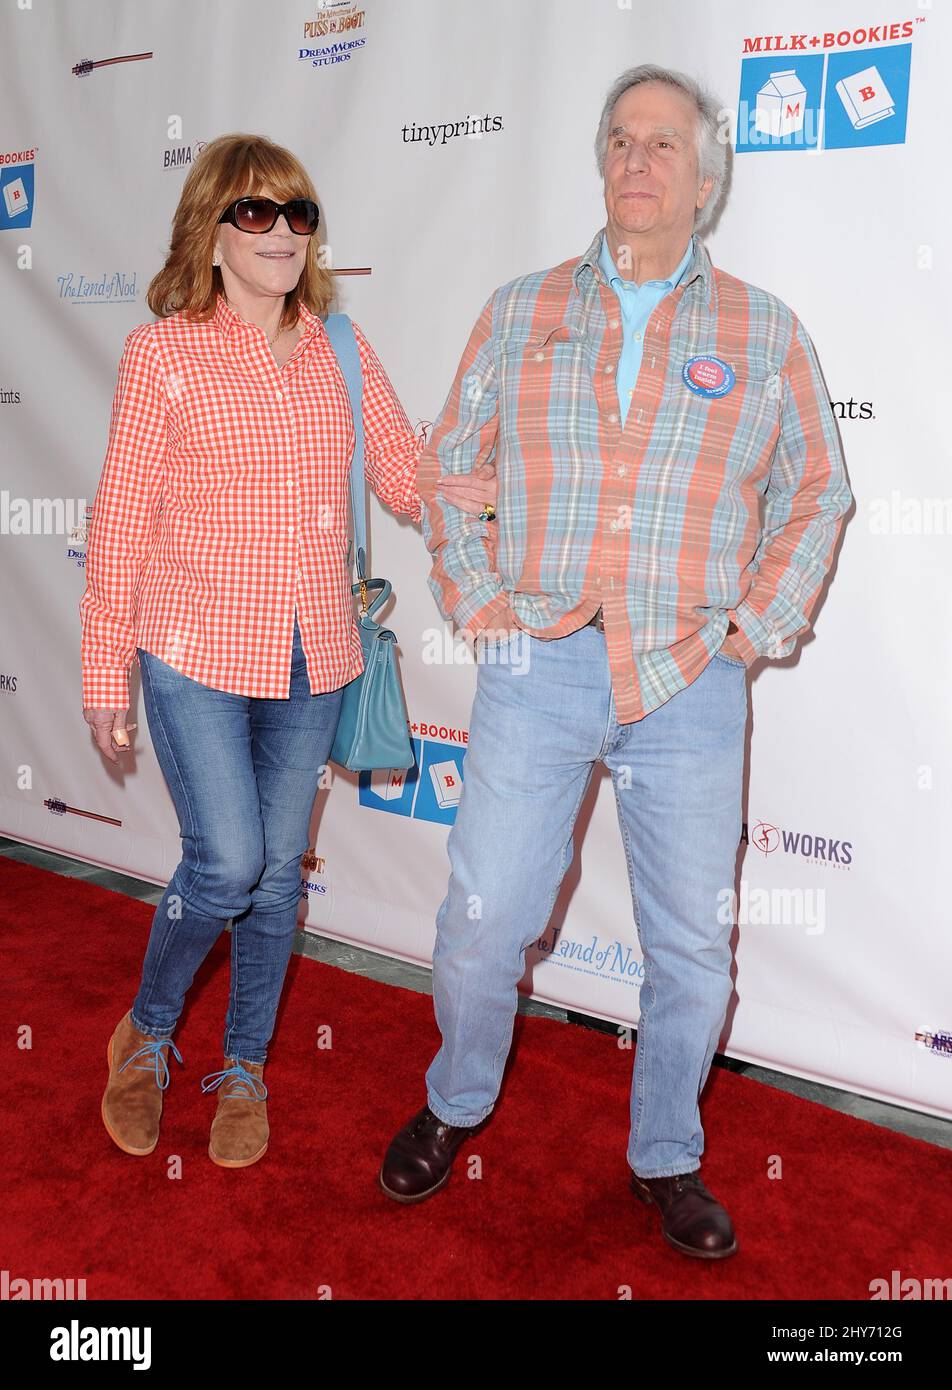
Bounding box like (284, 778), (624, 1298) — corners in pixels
(2, 1), (949, 1119)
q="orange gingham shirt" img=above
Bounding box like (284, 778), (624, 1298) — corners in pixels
(79, 293), (422, 709)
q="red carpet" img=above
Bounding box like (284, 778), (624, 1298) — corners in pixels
(1, 854), (949, 1300)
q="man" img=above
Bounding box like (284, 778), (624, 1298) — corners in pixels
(380, 65), (852, 1260)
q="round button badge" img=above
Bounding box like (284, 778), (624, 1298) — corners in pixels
(682, 355), (736, 398)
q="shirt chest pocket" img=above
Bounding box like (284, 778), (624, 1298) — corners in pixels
(674, 364), (782, 457)
(498, 324), (590, 365)
(496, 326), (592, 435)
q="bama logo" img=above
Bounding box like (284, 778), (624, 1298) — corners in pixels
(358, 736), (464, 826)
(736, 23), (917, 153)
(743, 820), (853, 869)
(162, 139), (207, 170)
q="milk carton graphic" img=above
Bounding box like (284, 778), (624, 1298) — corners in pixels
(369, 766), (410, 801)
(835, 65), (895, 129)
(429, 760), (463, 810)
(755, 69), (807, 138)
(3, 176), (28, 219)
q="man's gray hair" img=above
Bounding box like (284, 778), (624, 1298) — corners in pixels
(594, 64), (728, 235)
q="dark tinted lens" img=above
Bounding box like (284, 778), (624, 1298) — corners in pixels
(234, 199), (277, 232)
(285, 199), (319, 234)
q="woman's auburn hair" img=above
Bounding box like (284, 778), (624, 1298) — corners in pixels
(146, 133), (335, 330)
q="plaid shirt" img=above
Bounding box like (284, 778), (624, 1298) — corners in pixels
(79, 293), (422, 709)
(417, 227), (852, 723)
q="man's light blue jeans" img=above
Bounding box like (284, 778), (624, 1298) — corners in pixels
(130, 611), (343, 1065)
(424, 623), (747, 1178)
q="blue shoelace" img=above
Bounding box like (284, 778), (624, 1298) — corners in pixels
(118, 1036), (183, 1090)
(200, 1061), (268, 1101)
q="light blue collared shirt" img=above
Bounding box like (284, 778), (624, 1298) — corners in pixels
(598, 231), (694, 423)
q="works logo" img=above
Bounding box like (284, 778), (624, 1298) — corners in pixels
(743, 820), (853, 869)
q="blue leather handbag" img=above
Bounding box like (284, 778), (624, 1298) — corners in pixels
(324, 313), (414, 772)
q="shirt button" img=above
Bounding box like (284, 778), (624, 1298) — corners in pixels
(609, 319), (620, 331)
(607, 411), (619, 423)
(604, 363), (613, 374)
(534, 351), (545, 362)
(609, 518), (619, 531)
(287, 478), (294, 487)
(633, 331), (643, 341)
(276, 391), (283, 401)
(287, 526), (294, 538)
(616, 465), (626, 476)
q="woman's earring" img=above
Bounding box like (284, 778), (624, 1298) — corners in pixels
(212, 254), (221, 267)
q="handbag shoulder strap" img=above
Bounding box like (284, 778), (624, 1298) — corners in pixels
(323, 312), (366, 580)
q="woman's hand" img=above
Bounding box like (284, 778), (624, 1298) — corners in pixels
(83, 707), (135, 764)
(436, 462), (497, 517)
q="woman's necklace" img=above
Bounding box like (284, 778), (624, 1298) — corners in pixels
(223, 297), (289, 350)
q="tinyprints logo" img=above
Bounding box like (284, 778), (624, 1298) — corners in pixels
(744, 819), (852, 869)
(735, 17), (919, 152)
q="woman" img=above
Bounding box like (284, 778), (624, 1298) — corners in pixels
(80, 133), (497, 1169)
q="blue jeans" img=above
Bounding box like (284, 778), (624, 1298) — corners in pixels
(425, 624), (747, 1178)
(130, 612), (343, 1064)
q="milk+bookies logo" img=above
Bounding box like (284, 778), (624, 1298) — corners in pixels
(0, 146), (36, 229)
(735, 15), (921, 152)
(358, 721), (467, 826)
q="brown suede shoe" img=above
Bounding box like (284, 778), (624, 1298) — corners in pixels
(101, 1011), (182, 1156)
(379, 1104), (482, 1203)
(630, 1169), (738, 1259)
(204, 1058), (269, 1168)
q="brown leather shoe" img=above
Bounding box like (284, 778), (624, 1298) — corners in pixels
(379, 1104), (482, 1203)
(101, 1011), (182, 1156)
(204, 1058), (269, 1168)
(630, 1169), (738, 1259)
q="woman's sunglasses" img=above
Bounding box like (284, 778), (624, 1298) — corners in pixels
(217, 197), (320, 235)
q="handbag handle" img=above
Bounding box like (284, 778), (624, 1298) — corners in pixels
(350, 576), (392, 623)
(323, 312), (368, 608)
